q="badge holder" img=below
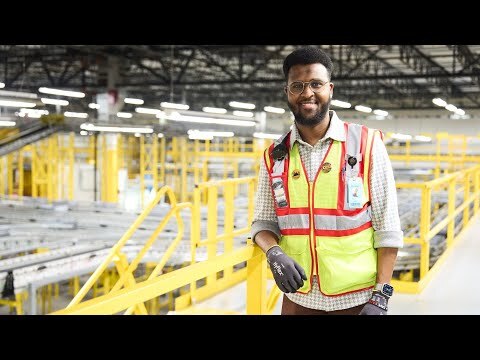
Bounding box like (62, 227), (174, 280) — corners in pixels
(345, 155), (364, 209)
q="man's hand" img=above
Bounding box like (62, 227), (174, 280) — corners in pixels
(266, 245), (307, 293)
(359, 292), (389, 315)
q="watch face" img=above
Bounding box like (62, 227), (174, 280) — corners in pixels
(383, 284), (394, 297)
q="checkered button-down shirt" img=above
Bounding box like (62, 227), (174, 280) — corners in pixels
(251, 111), (403, 311)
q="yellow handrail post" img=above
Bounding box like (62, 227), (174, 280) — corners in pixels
(246, 245), (267, 314)
(190, 186), (202, 302)
(206, 186), (218, 286)
(68, 132), (74, 201)
(223, 182), (234, 278)
(7, 153), (13, 197)
(447, 178), (456, 247)
(0, 156), (5, 197)
(463, 172), (470, 227)
(180, 137), (188, 202)
(419, 185), (431, 279)
(474, 168), (480, 215)
(159, 136), (166, 186)
(18, 149), (24, 198)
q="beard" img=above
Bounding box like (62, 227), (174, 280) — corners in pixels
(288, 98), (331, 127)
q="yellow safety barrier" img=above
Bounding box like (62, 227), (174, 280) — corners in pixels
(64, 185), (192, 314)
(52, 244), (269, 315)
(393, 164), (480, 293)
(175, 176), (257, 310)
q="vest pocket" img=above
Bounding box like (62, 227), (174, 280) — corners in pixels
(280, 235), (311, 293)
(315, 230), (376, 295)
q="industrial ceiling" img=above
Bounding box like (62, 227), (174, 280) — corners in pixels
(1, 45), (480, 113)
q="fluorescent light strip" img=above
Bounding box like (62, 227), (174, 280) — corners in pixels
(189, 133), (214, 140)
(264, 106), (285, 114)
(354, 105), (372, 113)
(80, 123), (153, 134)
(445, 104), (457, 112)
(0, 82), (4, 89)
(88, 103), (100, 109)
(80, 130), (89, 136)
(414, 135), (432, 142)
(373, 109), (388, 116)
(0, 120), (16, 127)
(39, 87), (85, 98)
(41, 98), (69, 106)
(331, 99), (351, 108)
(187, 129), (234, 138)
(454, 108), (465, 116)
(432, 98), (447, 107)
(232, 110), (254, 118)
(124, 97), (144, 105)
(64, 111), (88, 118)
(164, 113), (255, 127)
(135, 107), (163, 115)
(229, 101), (255, 109)
(253, 132), (282, 140)
(0, 90), (37, 99)
(202, 106), (227, 114)
(391, 133), (412, 141)
(117, 112), (133, 118)
(160, 102), (189, 110)
(17, 108), (49, 118)
(0, 99), (37, 108)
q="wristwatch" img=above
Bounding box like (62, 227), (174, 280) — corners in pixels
(374, 283), (394, 298)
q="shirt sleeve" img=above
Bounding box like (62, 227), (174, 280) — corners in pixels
(251, 155), (281, 242)
(369, 132), (404, 248)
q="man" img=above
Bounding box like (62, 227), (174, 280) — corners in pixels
(251, 46), (403, 315)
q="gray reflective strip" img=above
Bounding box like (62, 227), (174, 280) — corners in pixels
(272, 158), (285, 175)
(344, 123), (364, 210)
(278, 214), (310, 230)
(346, 123), (362, 157)
(314, 206), (372, 230)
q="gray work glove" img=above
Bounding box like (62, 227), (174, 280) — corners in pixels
(266, 245), (307, 293)
(359, 291), (389, 315)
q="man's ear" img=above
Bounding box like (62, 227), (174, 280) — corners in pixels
(284, 86), (288, 95)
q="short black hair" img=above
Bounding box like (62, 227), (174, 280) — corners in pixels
(282, 46), (333, 80)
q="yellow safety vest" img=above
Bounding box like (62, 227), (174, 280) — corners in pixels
(264, 122), (381, 295)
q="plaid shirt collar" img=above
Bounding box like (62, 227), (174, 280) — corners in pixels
(289, 110), (346, 149)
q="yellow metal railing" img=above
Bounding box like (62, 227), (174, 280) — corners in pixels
(174, 176), (257, 310)
(53, 174), (279, 315)
(393, 164), (480, 293)
(65, 185), (192, 314)
(52, 244), (269, 315)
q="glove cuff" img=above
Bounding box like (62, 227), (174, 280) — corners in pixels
(368, 292), (389, 311)
(266, 244), (281, 255)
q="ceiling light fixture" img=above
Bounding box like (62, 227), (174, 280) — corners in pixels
(39, 87), (85, 98)
(41, 98), (69, 106)
(160, 102), (189, 110)
(124, 98), (144, 105)
(80, 123), (153, 134)
(229, 101), (255, 109)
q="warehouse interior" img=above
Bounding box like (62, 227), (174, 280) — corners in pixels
(1, 45), (480, 315)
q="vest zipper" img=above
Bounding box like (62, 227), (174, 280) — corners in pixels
(309, 181), (317, 276)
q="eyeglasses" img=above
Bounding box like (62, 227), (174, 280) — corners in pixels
(286, 80), (330, 95)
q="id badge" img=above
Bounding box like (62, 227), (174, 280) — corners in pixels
(347, 177), (364, 209)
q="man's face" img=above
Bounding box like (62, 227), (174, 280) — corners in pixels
(285, 63), (333, 127)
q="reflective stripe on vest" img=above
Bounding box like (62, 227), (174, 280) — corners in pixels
(314, 206), (371, 230)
